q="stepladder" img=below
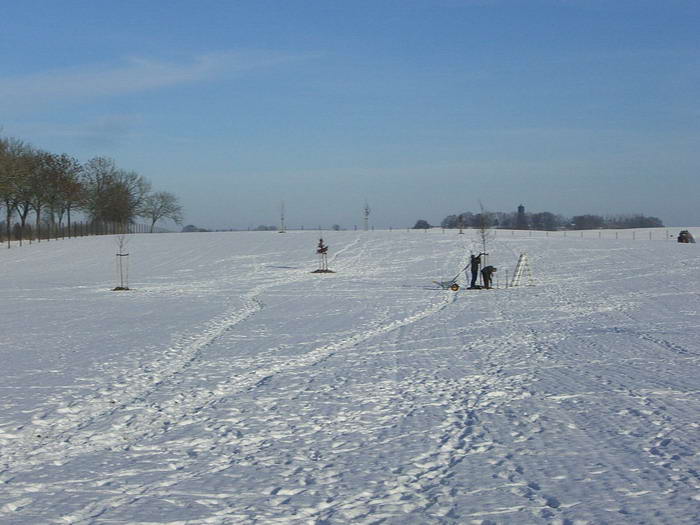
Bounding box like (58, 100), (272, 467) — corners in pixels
(510, 253), (533, 287)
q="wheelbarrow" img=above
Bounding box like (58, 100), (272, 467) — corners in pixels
(433, 264), (468, 291)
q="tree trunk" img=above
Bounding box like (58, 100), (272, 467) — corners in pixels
(6, 204), (12, 249)
(35, 207), (41, 242)
(18, 207), (29, 228)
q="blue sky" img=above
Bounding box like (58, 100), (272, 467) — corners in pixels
(2, 0), (698, 228)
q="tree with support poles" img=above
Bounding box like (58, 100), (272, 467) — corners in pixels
(112, 226), (131, 290)
(311, 238), (335, 273)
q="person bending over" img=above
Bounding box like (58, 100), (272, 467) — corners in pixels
(481, 265), (497, 289)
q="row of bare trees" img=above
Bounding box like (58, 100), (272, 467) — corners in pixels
(0, 135), (183, 243)
(441, 210), (663, 231)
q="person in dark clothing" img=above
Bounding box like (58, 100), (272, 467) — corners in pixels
(677, 230), (695, 243)
(469, 253), (486, 288)
(481, 265), (497, 289)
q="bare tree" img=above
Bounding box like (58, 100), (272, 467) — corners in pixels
(82, 157), (151, 225)
(477, 200), (493, 256)
(26, 149), (56, 241)
(81, 156), (117, 223)
(140, 191), (183, 232)
(116, 170), (151, 221)
(42, 152), (82, 228)
(56, 156), (84, 234)
(2, 135), (182, 244)
(0, 138), (32, 245)
(0, 138), (16, 246)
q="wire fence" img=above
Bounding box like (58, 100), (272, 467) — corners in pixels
(408, 227), (691, 242)
(489, 228), (678, 241)
(1, 221), (166, 248)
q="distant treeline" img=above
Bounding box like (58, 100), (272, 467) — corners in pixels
(0, 133), (184, 241)
(415, 210), (664, 230)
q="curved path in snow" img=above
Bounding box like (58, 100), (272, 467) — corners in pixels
(1, 229), (699, 524)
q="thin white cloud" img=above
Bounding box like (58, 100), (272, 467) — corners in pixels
(4, 115), (145, 153)
(0, 50), (314, 110)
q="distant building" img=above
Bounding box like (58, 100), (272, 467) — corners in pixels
(516, 204), (528, 230)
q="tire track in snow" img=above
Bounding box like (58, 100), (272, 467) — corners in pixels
(365, 236), (598, 521)
(100, 288), (454, 450)
(574, 300), (700, 497)
(483, 262), (700, 522)
(359, 233), (700, 524)
(0, 234), (405, 523)
(1, 236), (369, 475)
(541, 325), (700, 510)
(364, 286), (569, 522)
(291, 308), (560, 523)
(2, 234), (459, 523)
(476, 284), (615, 520)
(0, 289), (263, 473)
(255, 305), (573, 523)
(45, 285), (458, 523)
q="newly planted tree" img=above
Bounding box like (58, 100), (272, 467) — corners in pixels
(477, 201), (493, 257)
(312, 238), (334, 273)
(113, 225), (130, 291)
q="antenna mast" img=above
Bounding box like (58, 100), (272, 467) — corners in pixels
(279, 201), (286, 233)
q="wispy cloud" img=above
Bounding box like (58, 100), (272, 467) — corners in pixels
(5, 114), (144, 151)
(73, 114), (142, 150)
(0, 50), (314, 111)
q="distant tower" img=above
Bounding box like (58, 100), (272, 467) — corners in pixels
(363, 201), (371, 231)
(516, 204), (528, 230)
(279, 201), (286, 233)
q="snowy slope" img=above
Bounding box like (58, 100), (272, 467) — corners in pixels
(1, 229), (699, 524)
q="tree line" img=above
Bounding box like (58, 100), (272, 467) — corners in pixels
(0, 134), (183, 242)
(414, 208), (663, 230)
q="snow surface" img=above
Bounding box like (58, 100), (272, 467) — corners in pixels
(1, 228), (699, 524)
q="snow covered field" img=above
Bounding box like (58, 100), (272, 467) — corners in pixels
(1, 228), (699, 524)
